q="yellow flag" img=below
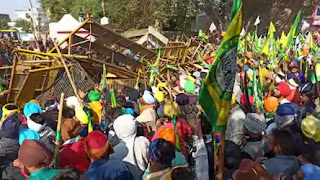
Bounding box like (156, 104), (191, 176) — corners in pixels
(262, 22), (276, 56)
(153, 49), (161, 66)
(261, 38), (270, 55)
(268, 22), (276, 38)
(280, 31), (288, 46)
(309, 32), (316, 51)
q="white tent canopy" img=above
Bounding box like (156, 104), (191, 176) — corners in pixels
(49, 14), (89, 48)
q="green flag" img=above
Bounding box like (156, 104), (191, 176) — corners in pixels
(278, 11), (301, 60)
(285, 11), (301, 51)
(198, 0), (242, 133)
(149, 49), (161, 86)
(309, 32), (318, 57)
(99, 64), (107, 88)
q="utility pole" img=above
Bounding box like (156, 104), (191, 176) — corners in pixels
(28, 0), (40, 50)
(101, 0), (106, 16)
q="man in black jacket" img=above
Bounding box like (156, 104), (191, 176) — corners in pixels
(0, 114), (21, 166)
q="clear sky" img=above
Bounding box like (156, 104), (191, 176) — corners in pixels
(0, 0), (40, 21)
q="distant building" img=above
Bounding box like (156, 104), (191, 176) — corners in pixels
(0, 14), (11, 23)
(14, 8), (49, 26)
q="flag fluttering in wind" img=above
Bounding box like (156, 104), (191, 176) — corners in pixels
(209, 22), (217, 33)
(254, 16), (261, 26)
(308, 32), (317, 56)
(135, 69), (143, 90)
(261, 38), (270, 56)
(280, 31), (288, 46)
(198, 0), (242, 132)
(268, 22), (276, 38)
(261, 22), (276, 56)
(149, 49), (161, 86)
(99, 64), (107, 88)
(285, 11), (301, 51)
(240, 28), (245, 37)
(278, 11), (301, 60)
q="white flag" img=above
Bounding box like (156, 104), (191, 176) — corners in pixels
(240, 28), (245, 37)
(301, 20), (310, 32)
(209, 22), (217, 33)
(305, 32), (311, 44)
(254, 16), (261, 26)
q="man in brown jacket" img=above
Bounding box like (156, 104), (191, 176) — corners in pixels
(61, 107), (81, 142)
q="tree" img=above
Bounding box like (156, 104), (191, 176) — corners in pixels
(15, 19), (32, 32)
(0, 20), (9, 29)
(39, 0), (200, 31)
(40, 0), (74, 22)
(40, 0), (104, 22)
(201, 0), (318, 33)
(200, 0), (233, 30)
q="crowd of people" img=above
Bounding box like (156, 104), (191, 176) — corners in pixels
(0, 53), (319, 180)
(0, 29), (320, 180)
(0, 79), (208, 180)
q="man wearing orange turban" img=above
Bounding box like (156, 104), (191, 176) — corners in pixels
(264, 97), (279, 113)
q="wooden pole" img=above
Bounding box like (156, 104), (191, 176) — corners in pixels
(313, 60), (320, 103)
(243, 21), (252, 113)
(268, 60), (282, 96)
(213, 134), (218, 176)
(216, 134), (225, 180)
(142, 66), (147, 90)
(7, 54), (17, 102)
(167, 69), (173, 100)
(53, 43), (82, 104)
(54, 93), (65, 169)
(28, 64), (74, 73)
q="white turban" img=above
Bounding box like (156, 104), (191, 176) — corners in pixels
(66, 96), (81, 109)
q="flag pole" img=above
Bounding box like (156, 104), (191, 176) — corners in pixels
(216, 134), (225, 180)
(243, 21), (252, 113)
(53, 43), (82, 104)
(167, 69), (173, 101)
(268, 59), (282, 97)
(143, 66), (147, 90)
(313, 58), (320, 103)
(54, 93), (65, 169)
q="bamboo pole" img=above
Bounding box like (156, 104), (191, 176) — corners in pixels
(27, 0), (40, 50)
(54, 93), (65, 169)
(48, 19), (90, 53)
(22, 60), (57, 63)
(17, 48), (88, 59)
(243, 22), (252, 113)
(216, 134), (225, 180)
(313, 59), (320, 104)
(7, 54), (17, 102)
(53, 43), (82, 104)
(268, 60), (282, 96)
(28, 64), (74, 73)
(0, 66), (12, 70)
(167, 69), (173, 100)
(68, 36), (72, 55)
(143, 66), (147, 90)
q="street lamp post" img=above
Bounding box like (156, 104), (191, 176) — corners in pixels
(37, 15), (41, 39)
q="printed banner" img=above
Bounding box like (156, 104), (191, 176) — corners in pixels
(312, 6), (320, 26)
